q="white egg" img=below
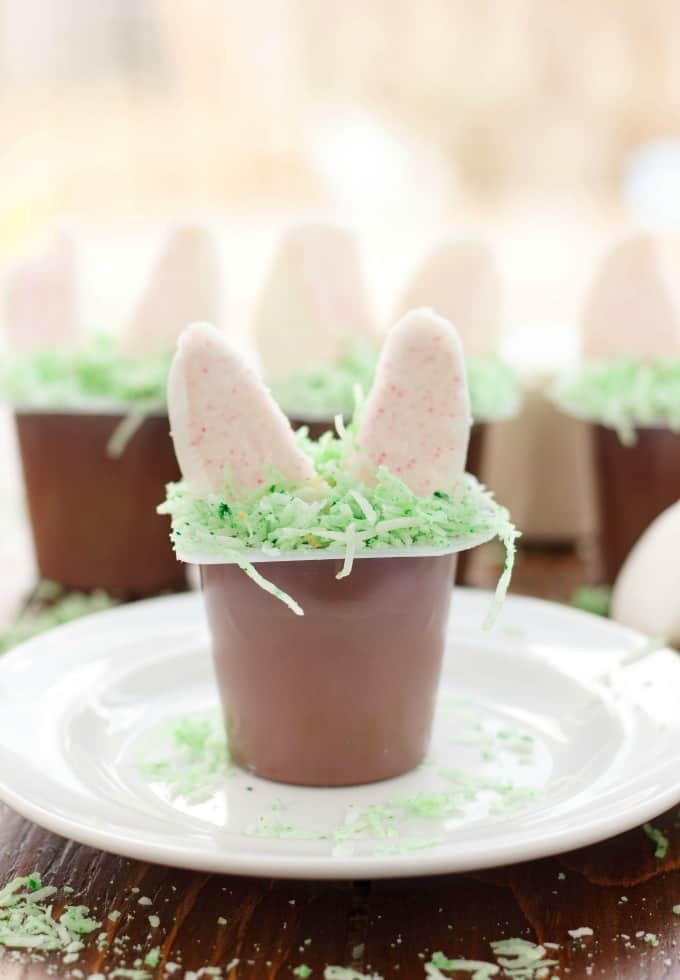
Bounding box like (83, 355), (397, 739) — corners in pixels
(611, 499), (680, 645)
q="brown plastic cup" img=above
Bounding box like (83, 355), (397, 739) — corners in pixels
(201, 553), (456, 786)
(14, 410), (186, 596)
(591, 423), (680, 583)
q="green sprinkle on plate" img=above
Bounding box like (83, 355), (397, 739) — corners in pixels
(643, 822), (669, 859)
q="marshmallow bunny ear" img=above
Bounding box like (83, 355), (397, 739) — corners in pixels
(253, 221), (377, 380)
(356, 309), (471, 497)
(168, 322), (315, 497)
(3, 231), (80, 353)
(122, 224), (221, 356)
(396, 238), (501, 356)
(582, 233), (680, 360)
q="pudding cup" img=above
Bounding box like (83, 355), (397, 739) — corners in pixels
(590, 422), (680, 582)
(14, 409), (186, 596)
(200, 552), (457, 787)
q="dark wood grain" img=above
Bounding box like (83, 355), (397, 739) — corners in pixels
(1, 547), (679, 979)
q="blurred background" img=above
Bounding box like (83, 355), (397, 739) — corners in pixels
(2, 0), (680, 324)
(2, 0), (680, 616)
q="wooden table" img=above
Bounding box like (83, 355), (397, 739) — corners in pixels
(1, 545), (678, 979)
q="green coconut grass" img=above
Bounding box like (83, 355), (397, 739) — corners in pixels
(269, 340), (378, 419)
(159, 422), (519, 621)
(554, 356), (680, 445)
(270, 341), (520, 424)
(466, 355), (521, 422)
(0, 334), (171, 410)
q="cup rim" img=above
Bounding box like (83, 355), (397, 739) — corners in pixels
(178, 528), (495, 565)
(13, 403), (167, 418)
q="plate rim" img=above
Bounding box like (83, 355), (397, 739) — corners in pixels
(0, 589), (678, 880)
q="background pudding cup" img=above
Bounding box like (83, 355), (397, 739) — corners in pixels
(590, 422), (680, 583)
(197, 544), (479, 787)
(456, 410), (517, 584)
(14, 408), (187, 596)
(287, 412), (338, 441)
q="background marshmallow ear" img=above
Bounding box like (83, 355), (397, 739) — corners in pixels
(581, 233), (680, 360)
(253, 221), (378, 380)
(611, 500), (680, 646)
(168, 322), (315, 498)
(122, 224), (221, 356)
(2, 230), (81, 353)
(395, 238), (501, 356)
(356, 308), (471, 496)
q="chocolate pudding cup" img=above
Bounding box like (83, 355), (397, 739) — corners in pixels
(591, 422), (680, 583)
(15, 410), (186, 596)
(201, 553), (456, 787)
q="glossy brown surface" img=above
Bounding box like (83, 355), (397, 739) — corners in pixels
(202, 555), (455, 786)
(1, 547), (678, 978)
(14, 411), (186, 596)
(592, 423), (680, 583)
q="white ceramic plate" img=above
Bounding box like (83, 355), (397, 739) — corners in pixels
(0, 591), (678, 880)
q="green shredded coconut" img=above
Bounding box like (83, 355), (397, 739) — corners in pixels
(293, 966), (313, 978)
(489, 938), (559, 978)
(0, 583), (118, 654)
(553, 356), (680, 444)
(643, 822), (669, 859)
(270, 340), (378, 419)
(567, 927), (593, 939)
(426, 951), (499, 979)
(137, 712), (231, 803)
(672, 905), (680, 915)
(160, 426), (518, 621)
(269, 341), (519, 424)
(0, 873), (100, 951)
(0, 334), (171, 411)
(466, 356), (521, 422)
(143, 946), (160, 968)
(570, 586), (611, 618)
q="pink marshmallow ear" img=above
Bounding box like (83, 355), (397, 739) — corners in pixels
(356, 308), (471, 497)
(122, 224), (221, 356)
(3, 231), (81, 353)
(168, 322), (315, 498)
(582, 233), (680, 360)
(396, 238), (501, 356)
(253, 221), (378, 380)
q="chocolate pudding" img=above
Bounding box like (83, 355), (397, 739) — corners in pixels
(201, 553), (455, 786)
